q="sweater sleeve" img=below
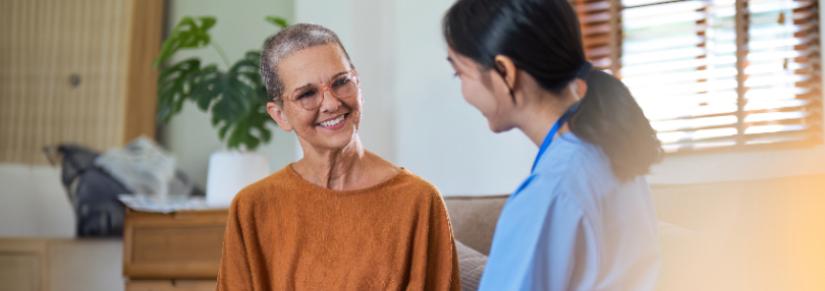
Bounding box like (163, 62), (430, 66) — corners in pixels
(408, 190), (462, 291)
(432, 192), (462, 291)
(216, 196), (255, 291)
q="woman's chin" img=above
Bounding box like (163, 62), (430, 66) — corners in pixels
(312, 128), (358, 150)
(488, 120), (512, 134)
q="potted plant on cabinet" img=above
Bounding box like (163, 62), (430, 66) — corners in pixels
(155, 15), (288, 206)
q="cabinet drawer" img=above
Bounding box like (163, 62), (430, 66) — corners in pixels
(123, 209), (228, 279)
(126, 280), (216, 291)
(0, 240), (47, 291)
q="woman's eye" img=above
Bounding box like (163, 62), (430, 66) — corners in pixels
(297, 90), (316, 100)
(332, 77), (350, 88)
(452, 72), (460, 78)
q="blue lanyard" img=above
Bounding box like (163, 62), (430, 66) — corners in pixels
(531, 103), (580, 174)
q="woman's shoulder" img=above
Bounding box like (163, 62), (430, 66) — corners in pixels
(538, 133), (613, 179)
(352, 167), (441, 212)
(392, 168), (440, 196)
(231, 166), (297, 206)
(380, 169), (453, 220)
(364, 151), (442, 198)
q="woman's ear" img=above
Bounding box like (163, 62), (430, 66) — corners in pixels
(493, 55), (518, 89)
(266, 101), (293, 132)
(574, 78), (588, 101)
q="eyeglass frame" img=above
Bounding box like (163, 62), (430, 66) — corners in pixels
(281, 69), (360, 111)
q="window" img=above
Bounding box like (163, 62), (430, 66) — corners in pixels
(574, 0), (822, 153)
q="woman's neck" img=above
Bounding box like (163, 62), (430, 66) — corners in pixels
(516, 90), (578, 147)
(295, 137), (367, 190)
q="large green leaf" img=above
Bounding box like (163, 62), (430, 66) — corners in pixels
(210, 51), (272, 150)
(155, 16), (216, 67)
(156, 16), (286, 151)
(265, 16), (289, 29)
(157, 58), (202, 123)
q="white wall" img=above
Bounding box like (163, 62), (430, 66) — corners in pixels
(162, 0), (297, 188)
(392, 0), (539, 195)
(0, 165), (74, 237)
(649, 145), (825, 184)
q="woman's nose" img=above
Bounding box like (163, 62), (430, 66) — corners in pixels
(319, 90), (343, 112)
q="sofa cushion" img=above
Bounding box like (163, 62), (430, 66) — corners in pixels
(455, 240), (486, 291)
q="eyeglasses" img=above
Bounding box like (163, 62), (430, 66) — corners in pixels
(285, 70), (359, 111)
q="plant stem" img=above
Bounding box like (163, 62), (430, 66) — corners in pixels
(211, 42), (231, 67)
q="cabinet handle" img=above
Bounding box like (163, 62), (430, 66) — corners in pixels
(69, 74), (81, 88)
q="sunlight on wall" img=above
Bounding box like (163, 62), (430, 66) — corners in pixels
(652, 174), (825, 291)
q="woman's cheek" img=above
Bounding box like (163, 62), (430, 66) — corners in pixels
(461, 82), (492, 115)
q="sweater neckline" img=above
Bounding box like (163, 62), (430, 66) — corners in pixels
(286, 163), (409, 195)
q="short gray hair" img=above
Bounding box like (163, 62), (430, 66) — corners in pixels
(260, 23), (353, 105)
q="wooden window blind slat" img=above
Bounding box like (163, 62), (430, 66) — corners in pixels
(574, 0), (822, 154)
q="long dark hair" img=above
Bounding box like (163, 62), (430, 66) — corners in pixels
(443, 0), (662, 180)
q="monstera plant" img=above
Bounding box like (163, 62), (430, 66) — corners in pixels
(156, 16), (289, 151)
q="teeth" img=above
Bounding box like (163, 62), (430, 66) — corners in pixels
(319, 115), (345, 127)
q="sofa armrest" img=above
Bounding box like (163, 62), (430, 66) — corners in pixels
(444, 195), (508, 255)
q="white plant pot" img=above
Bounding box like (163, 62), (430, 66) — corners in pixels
(206, 150), (270, 207)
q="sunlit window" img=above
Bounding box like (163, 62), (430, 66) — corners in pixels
(574, 0), (821, 153)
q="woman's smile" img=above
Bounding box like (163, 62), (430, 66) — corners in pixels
(316, 113), (349, 130)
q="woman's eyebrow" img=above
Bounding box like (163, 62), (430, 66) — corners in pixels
(332, 71), (349, 78)
(291, 83), (314, 94)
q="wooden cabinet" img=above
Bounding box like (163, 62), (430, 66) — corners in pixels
(123, 209), (228, 290)
(0, 238), (123, 291)
(125, 280), (216, 291)
(0, 240), (48, 291)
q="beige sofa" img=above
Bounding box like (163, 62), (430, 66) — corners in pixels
(442, 174), (825, 291)
(444, 195), (506, 256)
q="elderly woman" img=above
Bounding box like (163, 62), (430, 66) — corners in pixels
(216, 23), (460, 291)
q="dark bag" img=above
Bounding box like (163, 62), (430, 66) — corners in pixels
(48, 144), (129, 237)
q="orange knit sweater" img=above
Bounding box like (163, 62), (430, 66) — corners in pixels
(216, 165), (461, 291)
